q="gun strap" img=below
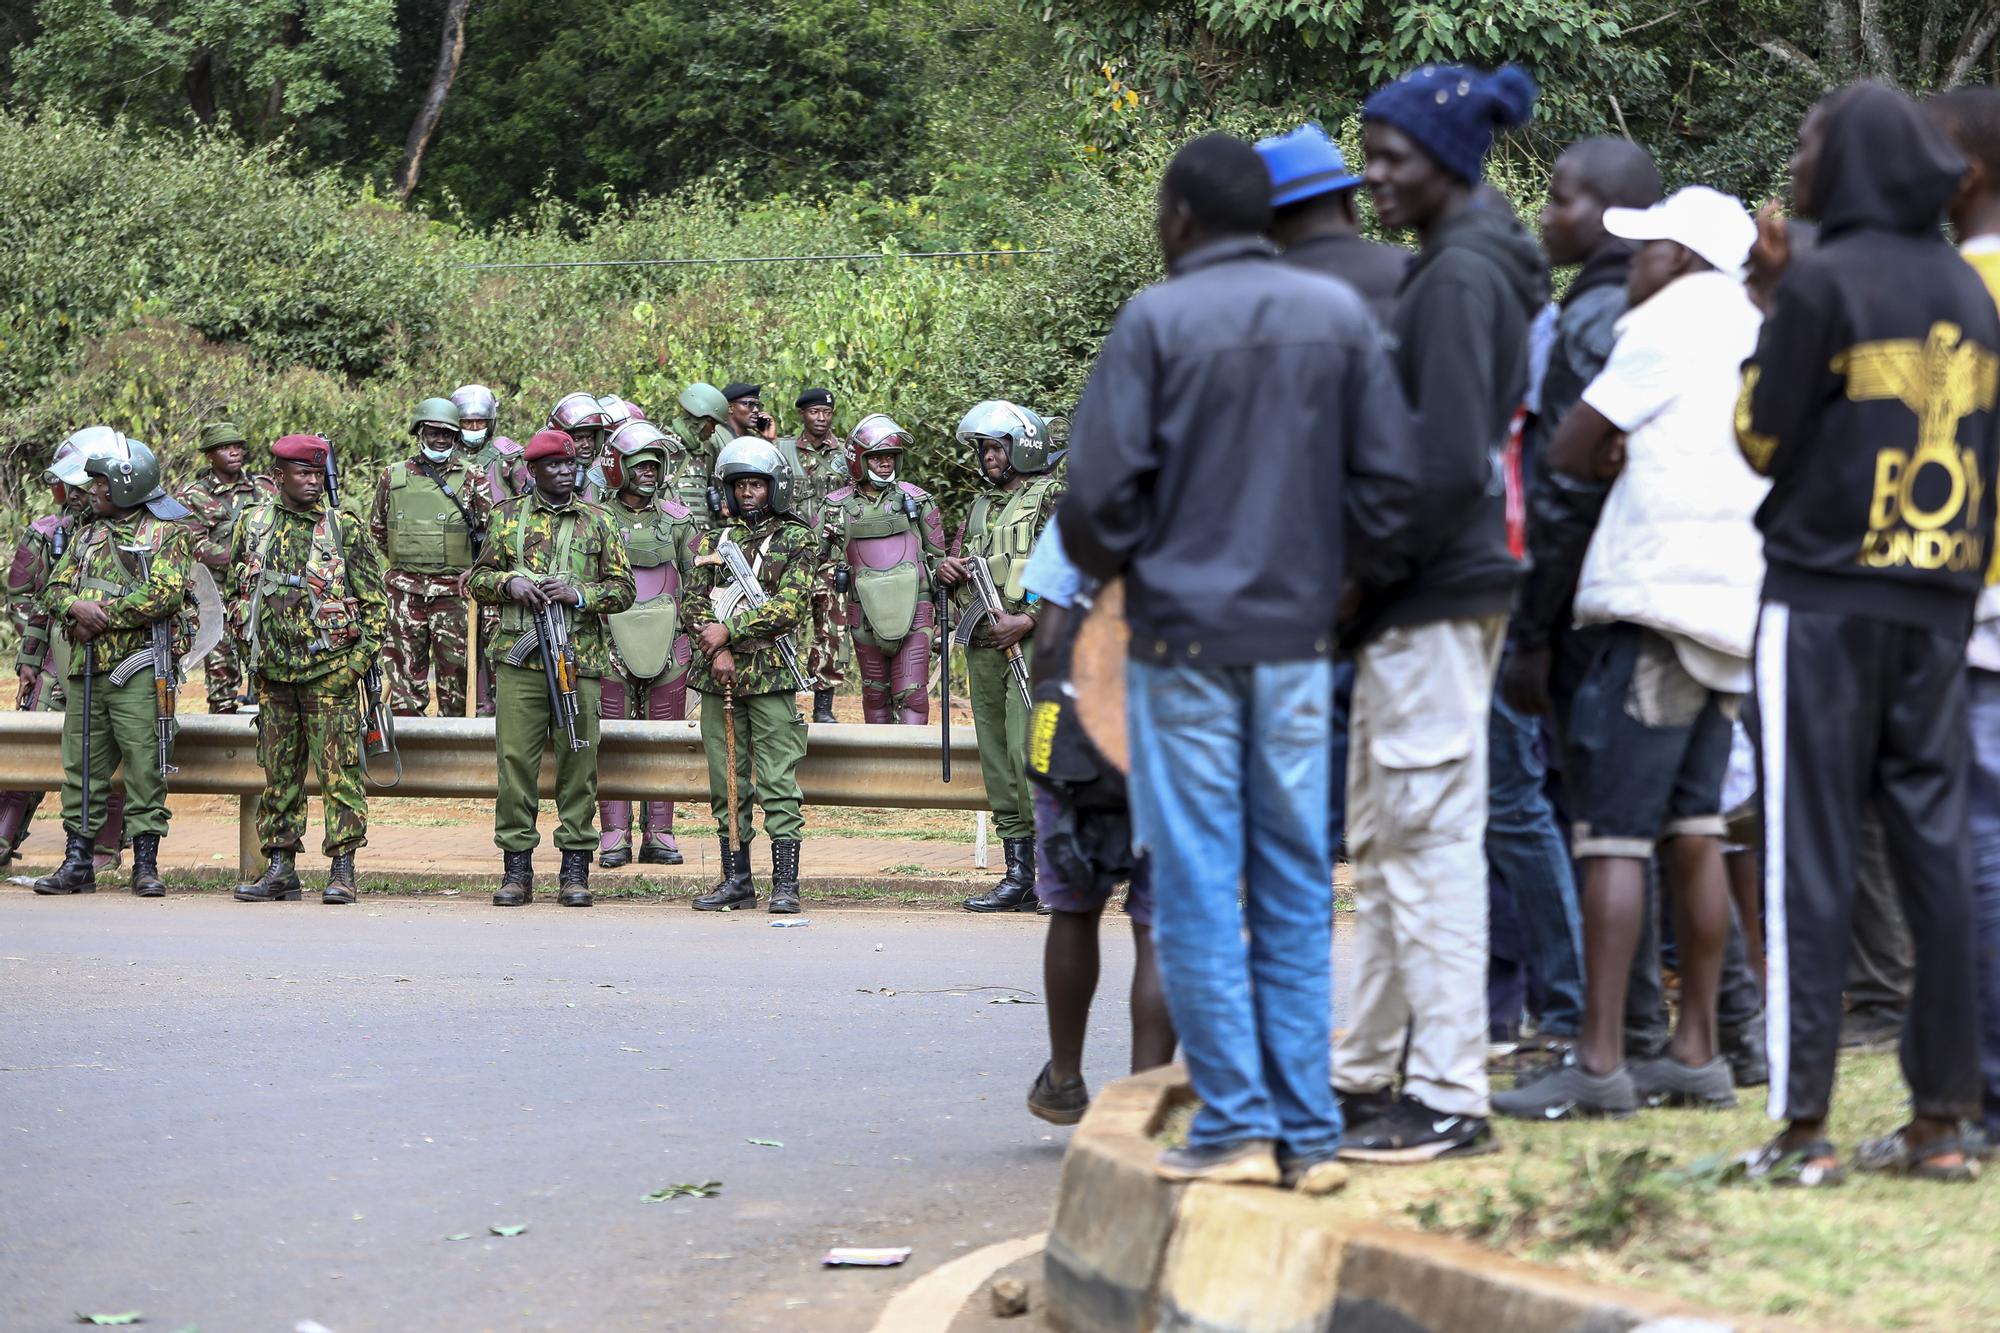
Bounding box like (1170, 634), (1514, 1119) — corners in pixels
(415, 457), (483, 541)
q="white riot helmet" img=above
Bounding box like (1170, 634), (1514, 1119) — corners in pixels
(451, 384), (498, 447)
(47, 425), (130, 488)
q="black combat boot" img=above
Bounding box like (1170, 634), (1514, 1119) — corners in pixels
(130, 833), (166, 898)
(637, 838), (683, 866)
(558, 849), (593, 907)
(812, 689), (837, 723)
(323, 852), (358, 905)
(493, 849), (534, 907)
(963, 837), (1039, 913)
(599, 831), (632, 869)
(768, 840), (802, 914)
(693, 836), (756, 911)
(32, 830), (97, 896)
(234, 849), (301, 902)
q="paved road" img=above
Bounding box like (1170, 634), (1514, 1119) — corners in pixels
(0, 893), (1355, 1333)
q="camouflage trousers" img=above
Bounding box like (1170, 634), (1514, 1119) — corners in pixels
(254, 672), (368, 857)
(475, 606), (499, 717)
(384, 579), (474, 718)
(203, 625), (251, 714)
(598, 657), (690, 858)
(0, 668), (125, 861)
(805, 566), (848, 691)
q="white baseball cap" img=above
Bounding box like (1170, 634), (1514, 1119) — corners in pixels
(1603, 185), (1757, 277)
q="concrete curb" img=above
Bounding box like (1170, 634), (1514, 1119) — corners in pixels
(1044, 1066), (1791, 1333)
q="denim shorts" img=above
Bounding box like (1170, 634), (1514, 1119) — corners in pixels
(1032, 786), (1153, 925)
(1567, 624), (1737, 859)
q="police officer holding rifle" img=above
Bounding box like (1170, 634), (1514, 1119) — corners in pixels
(467, 428), (634, 908)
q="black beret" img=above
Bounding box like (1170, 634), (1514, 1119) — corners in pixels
(795, 388), (835, 410)
(721, 382), (762, 402)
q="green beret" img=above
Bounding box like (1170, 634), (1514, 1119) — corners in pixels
(198, 421), (248, 451)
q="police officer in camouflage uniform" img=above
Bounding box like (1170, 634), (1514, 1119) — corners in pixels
(36, 434), (197, 898)
(780, 387), (851, 722)
(467, 429), (635, 908)
(936, 401), (1064, 913)
(454, 383), (528, 504)
(681, 437), (819, 914)
(231, 434), (389, 906)
(453, 383), (524, 717)
(370, 397), (492, 717)
(2, 434), (129, 869)
(548, 392), (614, 502)
(668, 382), (732, 519)
(598, 420), (700, 868)
(174, 421), (274, 715)
(823, 414), (949, 724)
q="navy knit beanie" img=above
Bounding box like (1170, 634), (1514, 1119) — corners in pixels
(1363, 64), (1538, 183)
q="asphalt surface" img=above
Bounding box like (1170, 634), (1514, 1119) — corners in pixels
(0, 892), (1356, 1333)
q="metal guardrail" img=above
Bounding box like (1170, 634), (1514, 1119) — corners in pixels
(0, 713), (987, 877)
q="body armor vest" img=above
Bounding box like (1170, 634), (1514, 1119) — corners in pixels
(384, 463), (478, 574)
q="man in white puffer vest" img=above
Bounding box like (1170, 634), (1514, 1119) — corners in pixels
(1495, 185), (1767, 1120)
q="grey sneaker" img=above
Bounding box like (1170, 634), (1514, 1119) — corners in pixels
(1491, 1059), (1637, 1121)
(1155, 1138), (1280, 1185)
(1631, 1055), (1737, 1109)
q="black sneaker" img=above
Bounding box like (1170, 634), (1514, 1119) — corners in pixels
(1334, 1084), (1398, 1128)
(1492, 1059), (1638, 1121)
(1721, 1021), (1769, 1088)
(1026, 1062), (1089, 1126)
(1338, 1095), (1497, 1163)
(1631, 1055), (1737, 1109)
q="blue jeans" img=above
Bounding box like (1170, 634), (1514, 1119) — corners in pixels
(1128, 658), (1341, 1158)
(1969, 669), (2000, 1137)
(1486, 688), (1586, 1037)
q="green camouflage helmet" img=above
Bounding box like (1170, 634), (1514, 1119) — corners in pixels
(955, 400), (1054, 477)
(678, 381), (730, 425)
(410, 397), (462, 435)
(716, 435), (796, 517)
(85, 437), (162, 508)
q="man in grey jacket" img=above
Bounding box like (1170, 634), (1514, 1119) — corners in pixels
(1062, 133), (1422, 1191)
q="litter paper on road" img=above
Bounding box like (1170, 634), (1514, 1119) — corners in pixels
(821, 1247), (913, 1267)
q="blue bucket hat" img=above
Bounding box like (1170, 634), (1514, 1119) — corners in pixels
(1255, 123), (1363, 208)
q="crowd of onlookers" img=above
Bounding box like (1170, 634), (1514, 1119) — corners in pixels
(1027, 65), (2000, 1194)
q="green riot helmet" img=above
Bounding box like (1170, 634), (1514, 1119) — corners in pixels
(715, 435), (796, 521)
(678, 382), (730, 430)
(410, 397), (462, 435)
(955, 400), (1054, 479)
(83, 437), (183, 518)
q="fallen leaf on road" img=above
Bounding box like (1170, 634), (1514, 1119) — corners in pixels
(444, 1233), (473, 1242)
(74, 1315), (142, 1327)
(643, 1181), (723, 1202)
(747, 1138), (783, 1148)
(821, 1247), (912, 1267)
(489, 1224), (528, 1237)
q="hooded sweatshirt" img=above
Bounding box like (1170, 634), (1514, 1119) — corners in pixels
(1349, 201), (1550, 644)
(1737, 82), (2000, 634)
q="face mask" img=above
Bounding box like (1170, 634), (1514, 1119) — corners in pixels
(868, 465), (897, 487)
(421, 443), (455, 464)
(462, 428), (490, 448)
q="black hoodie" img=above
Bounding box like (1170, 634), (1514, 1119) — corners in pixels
(1738, 82), (2000, 634)
(1350, 200), (1550, 645)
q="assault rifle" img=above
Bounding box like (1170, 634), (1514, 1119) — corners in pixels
(934, 578), (952, 783)
(323, 441), (403, 783)
(105, 546), (179, 775)
(507, 599), (588, 751)
(955, 558), (1031, 710)
(713, 534), (810, 692)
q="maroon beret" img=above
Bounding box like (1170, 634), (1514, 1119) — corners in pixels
(271, 434), (329, 465)
(524, 428), (576, 463)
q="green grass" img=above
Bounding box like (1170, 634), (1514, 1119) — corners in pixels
(1327, 1053), (1992, 1330)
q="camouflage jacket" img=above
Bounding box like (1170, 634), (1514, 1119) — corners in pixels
(44, 512), (197, 678)
(466, 491), (635, 678)
(680, 514), (817, 696)
(666, 414), (720, 524)
(465, 438), (530, 503)
(777, 432), (847, 533)
(175, 468), (276, 571)
(229, 496), (389, 685)
(368, 453), (494, 592)
(8, 509), (76, 676)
